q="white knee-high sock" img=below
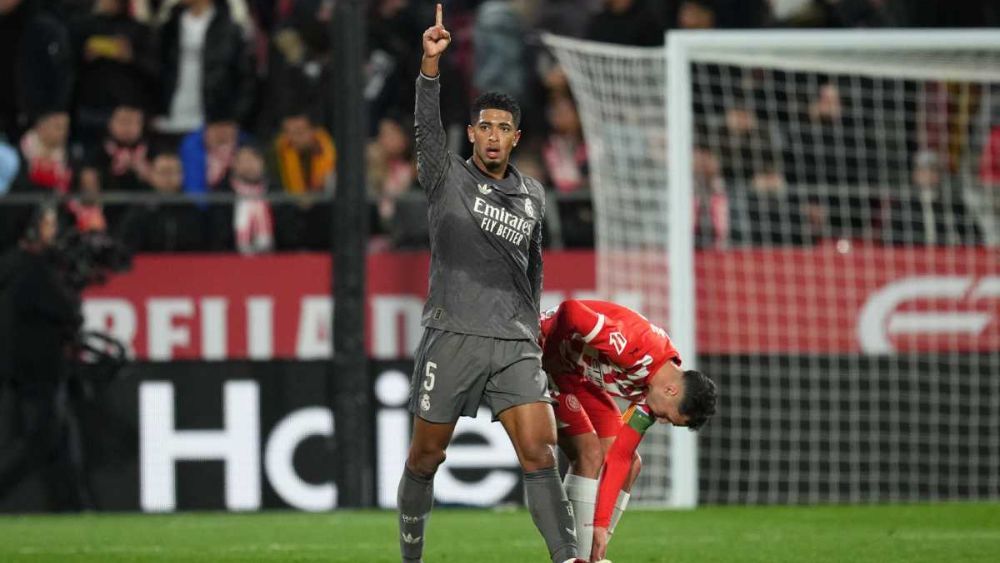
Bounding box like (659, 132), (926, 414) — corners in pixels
(563, 473), (598, 559)
(609, 490), (631, 535)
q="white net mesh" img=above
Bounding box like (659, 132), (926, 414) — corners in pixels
(544, 34), (677, 505)
(546, 32), (1000, 505)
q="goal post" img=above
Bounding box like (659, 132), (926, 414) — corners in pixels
(546, 29), (1000, 508)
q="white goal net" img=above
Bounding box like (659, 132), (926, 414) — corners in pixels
(545, 30), (1000, 506)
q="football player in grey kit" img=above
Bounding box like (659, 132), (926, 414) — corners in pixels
(397, 4), (582, 563)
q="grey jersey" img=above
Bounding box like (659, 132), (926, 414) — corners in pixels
(414, 74), (544, 340)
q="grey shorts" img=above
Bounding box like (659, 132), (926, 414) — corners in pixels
(409, 327), (552, 423)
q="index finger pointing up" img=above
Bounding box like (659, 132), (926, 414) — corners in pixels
(436, 3), (443, 27)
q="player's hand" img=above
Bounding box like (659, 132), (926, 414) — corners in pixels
(590, 526), (610, 562)
(422, 3), (451, 58)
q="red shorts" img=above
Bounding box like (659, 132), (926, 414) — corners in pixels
(552, 374), (623, 438)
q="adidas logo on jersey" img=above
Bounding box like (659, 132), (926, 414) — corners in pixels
(478, 183), (492, 195)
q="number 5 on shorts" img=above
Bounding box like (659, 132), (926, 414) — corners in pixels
(423, 361), (437, 391)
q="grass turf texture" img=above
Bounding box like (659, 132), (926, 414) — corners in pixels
(0, 503), (997, 562)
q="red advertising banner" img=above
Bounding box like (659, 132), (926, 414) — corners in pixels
(82, 248), (999, 360)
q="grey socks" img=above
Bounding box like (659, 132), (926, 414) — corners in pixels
(523, 466), (579, 563)
(398, 466), (434, 563)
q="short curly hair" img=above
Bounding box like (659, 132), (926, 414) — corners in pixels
(471, 91), (521, 128)
(679, 370), (718, 431)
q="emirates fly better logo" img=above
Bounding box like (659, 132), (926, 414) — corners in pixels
(857, 275), (1000, 354)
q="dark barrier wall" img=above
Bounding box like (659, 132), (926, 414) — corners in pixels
(698, 354), (1000, 504)
(0, 361), (527, 513)
(2, 355), (997, 512)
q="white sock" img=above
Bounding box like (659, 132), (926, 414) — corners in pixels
(563, 473), (598, 560)
(609, 490), (631, 535)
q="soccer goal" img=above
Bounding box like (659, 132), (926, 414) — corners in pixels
(544, 30), (1000, 507)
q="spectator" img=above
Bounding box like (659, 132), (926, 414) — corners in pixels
(229, 144), (273, 255)
(728, 166), (812, 246)
(271, 112), (336, 195)
(264, 0), (334, 134)
(179, 117), (249, 195)
(0, 140), (18, 195)
(675, 0), (717, 29)
(116, 152), (206, 252)
(16, 112), (73, 195)
(542, 95), (588, 194)
(584, 0), (663, 46)
(474, 1), (527, 101)
(70, 0), (158, 145)
(90, 105), (151, 193)
(693, 145), (729, 248)
(154, 0), (254, 141)
(366, 0), (422, 135)
(887, 150), (980, 246)
(66, 166), (108, 233)
(532, 0), (601, 37)
(368, 117), (416, 242)
(269, 111), (336, 249)
(712, 102), (785, 188)
(0, 0), (74, 143)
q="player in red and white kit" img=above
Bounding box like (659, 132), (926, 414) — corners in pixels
(539, 300), (718, 562)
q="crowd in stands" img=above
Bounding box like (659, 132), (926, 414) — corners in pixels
(1, 0), (998, 254)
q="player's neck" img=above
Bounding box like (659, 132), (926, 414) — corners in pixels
(472, 154), (508, 180)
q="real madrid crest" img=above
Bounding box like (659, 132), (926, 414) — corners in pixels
(524, 198), (535, 218)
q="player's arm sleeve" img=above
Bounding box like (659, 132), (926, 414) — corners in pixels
(548, 299), (634, 368)
(414, 73), (449, 197)
(527, 203), (544, 313)
(594, 405), (654, 527)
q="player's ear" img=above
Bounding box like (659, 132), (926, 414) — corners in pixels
(467, 124), (475, 143)
(513, 129), (521, 147)
(665, 383), (680, 397)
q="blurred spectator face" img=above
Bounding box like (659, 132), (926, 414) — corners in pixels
(94, 0), (125, 14)
(150, 155), (183, 193)
(205, 121), (239, 151)
(693, 146), (720, 181)
(233, 147), (265, 183)
(377, 119), (409, 160)
(108, 106), (144, 145)
(679, 1), (716, 29)
(812, 84), (842, 121)
(36, 113), (70, 150)
(37, 207), (58, 246)
(913, 152), (941, 191)
(282, 115), (315, 151)
(0, 0), (23, 15)
(548, 96), (581, 137)
(603, 0), (634, 13)
(79, 167), (102, 203)
(725, 107), (755, 135)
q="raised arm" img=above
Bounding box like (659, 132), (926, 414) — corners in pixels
(415, 4), (452, 194)
(527, 200), (544, 314)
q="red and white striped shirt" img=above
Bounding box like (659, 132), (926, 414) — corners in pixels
(539, 299), (681, 404)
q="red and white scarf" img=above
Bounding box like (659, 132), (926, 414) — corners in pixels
(20, 131), (72, 194)
(231, 178), (273, 255)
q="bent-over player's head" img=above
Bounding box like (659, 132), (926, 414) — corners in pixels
(646, 364), (718, 430)
(467, 92), (521, 176)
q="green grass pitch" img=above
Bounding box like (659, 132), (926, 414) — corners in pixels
(0, 503), (997, 562)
